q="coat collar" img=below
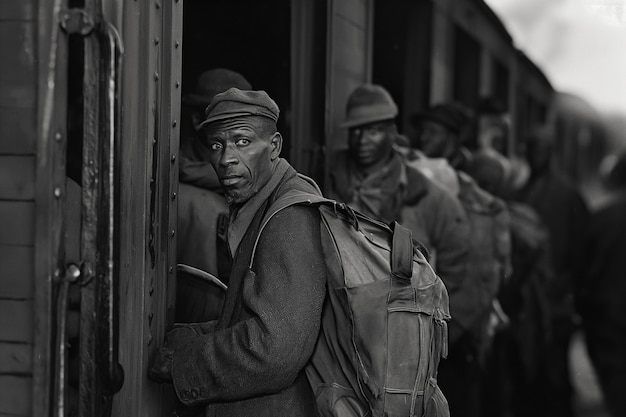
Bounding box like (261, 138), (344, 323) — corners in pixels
(226, 158), (293, 257)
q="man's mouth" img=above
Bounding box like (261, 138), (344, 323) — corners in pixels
(220, 175), (243, 187)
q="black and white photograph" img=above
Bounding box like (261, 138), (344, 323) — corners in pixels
(1, 1), (625, 416)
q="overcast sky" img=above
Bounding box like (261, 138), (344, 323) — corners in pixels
(484, 0), (626, 117)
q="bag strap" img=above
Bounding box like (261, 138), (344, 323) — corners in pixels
(249, 190), (415, 280)
(249, 190), (332, 268)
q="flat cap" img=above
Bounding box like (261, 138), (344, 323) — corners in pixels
(198, 88), (279, 129)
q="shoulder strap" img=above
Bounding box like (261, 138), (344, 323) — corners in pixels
(248, 190), (333, 268)
(249, 189), (416, 282)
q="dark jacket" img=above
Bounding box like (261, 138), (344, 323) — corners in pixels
(176, 153), (230, 323)
(516, 169), (589, 318)
(171, 159), (326, 417)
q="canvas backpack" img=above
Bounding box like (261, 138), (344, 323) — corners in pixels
(253, 179), (451, 417)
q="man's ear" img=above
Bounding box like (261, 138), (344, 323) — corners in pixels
(270, 132), (283, 160)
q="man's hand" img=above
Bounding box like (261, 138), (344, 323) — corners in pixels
(148, 346), (174, 383)
(148, 326), (200, 383)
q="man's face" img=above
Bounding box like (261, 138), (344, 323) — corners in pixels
(418, 120), (455, 159)
(204, 117), (281, 205)
(348, 121), (395, 169)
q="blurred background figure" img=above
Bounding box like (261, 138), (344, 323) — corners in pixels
(578, 151), (626, 417)
(411, 102), (512, 417)
(467, 148), (555, 417)
(327, 87), (477, 405)
(475, 96), (510, 156)
(514, 124), (590, 417)
(176, 68), (251, 324)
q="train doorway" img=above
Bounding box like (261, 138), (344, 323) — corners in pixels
(182, 0), (327, 181)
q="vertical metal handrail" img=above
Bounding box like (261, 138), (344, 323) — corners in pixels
(100, 19), (125, 397)
(54, 3), (124, 416)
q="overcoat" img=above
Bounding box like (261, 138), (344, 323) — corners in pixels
(171, 159), (326, 417)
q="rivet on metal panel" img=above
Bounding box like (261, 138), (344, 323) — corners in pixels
(172, 192), (177, 200)
(149, 286), (154, 295)
(54, 131), (63, 142)
(171, 153), (176, 162)
(154, 37), (160, 45)
(155, 1), (161, 10)
(88, 159), (94, 166)
(154, 72), (159, 81)
(172, 120), (177, 128)
(171, 230), (176, 237)
(169, 266), (174, 273)
(54, 187), (62, 198)
(175, 41), (180, 49)
(175, 81), (180, 88)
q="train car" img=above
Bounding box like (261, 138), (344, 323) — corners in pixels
(1, 0), (374, 415)
(1, 0), (598, 416)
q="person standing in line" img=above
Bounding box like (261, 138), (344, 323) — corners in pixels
(515, 125), (589, 417)
(327, 84), (475, 370)
(578, 151), (626, 417)
(411, 103), (512, 417)
(149, 88), (327, 417)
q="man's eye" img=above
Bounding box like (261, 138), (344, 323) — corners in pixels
(236, 138), (250, 146)
(366, 126), (381, 135)
(209, 142), (222, 151)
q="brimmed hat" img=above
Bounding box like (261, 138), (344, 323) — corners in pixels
(198, 88), (279, 129)
(341, 84), (398, 128)
(182, 68), (252, 108)
(410, 103), (470, 134)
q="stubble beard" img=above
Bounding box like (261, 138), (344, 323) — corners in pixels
(224, 186), (259, 206)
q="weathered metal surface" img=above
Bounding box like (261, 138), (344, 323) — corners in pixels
(0, 201), (35, 245)
(0, 342), (33, 374)
(0, 300), (34, 342)
(0, 156), (36, 200)
(0, 245), (35, 298)
(0, 375), (32, 415)
(0, 106), (37, 154)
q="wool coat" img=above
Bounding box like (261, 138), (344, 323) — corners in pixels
(170, 160), (326, 417)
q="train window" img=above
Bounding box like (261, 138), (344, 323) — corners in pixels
(453, 25), (480, 109)
(493, 59), (510, 112)
(373, 0), (433, 134)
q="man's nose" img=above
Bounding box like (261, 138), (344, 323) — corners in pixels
(357, 129), (371, 144)
(219, 144), (239, 166)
